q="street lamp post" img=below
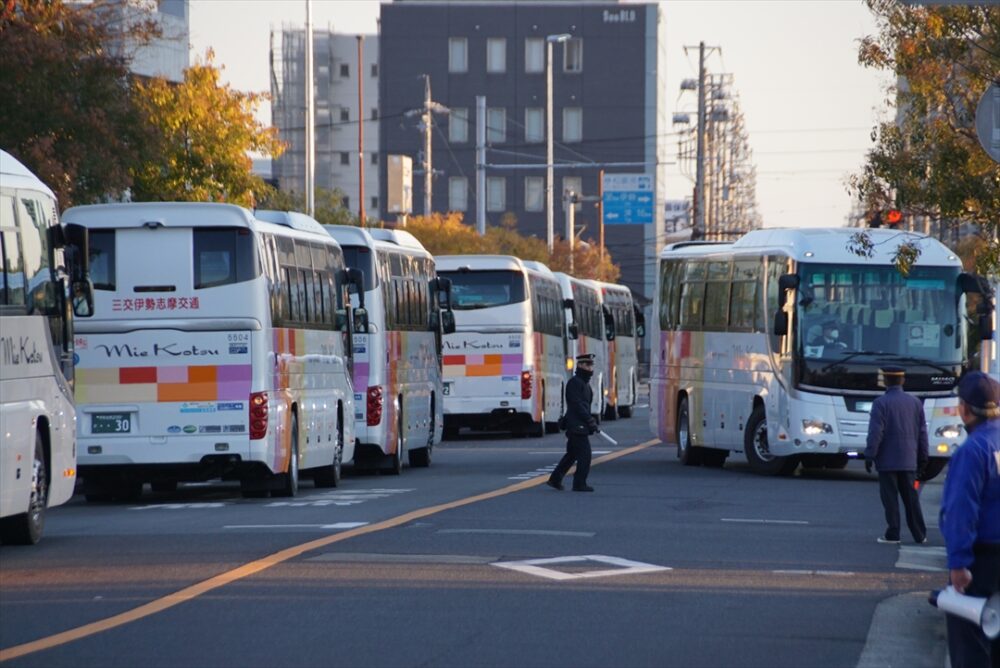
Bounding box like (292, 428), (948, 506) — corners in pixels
(546, 33), (571, 253)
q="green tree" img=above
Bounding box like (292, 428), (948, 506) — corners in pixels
(130, 51), (283, 207)
(256, 187), (359, 226)
(851, 1), (1000, 274)
(0, 0), (158, 206)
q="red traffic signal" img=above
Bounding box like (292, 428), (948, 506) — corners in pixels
(885, 209), (903, 226)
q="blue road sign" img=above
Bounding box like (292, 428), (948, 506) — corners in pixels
(603, 173), (653, 224)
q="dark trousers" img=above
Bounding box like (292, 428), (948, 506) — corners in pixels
(550, 433), (592, 489)
(946, 545), (1000, 668)
(878, 470), (926, 542)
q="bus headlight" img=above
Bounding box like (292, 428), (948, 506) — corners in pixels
(934, 424), (963, 439)
(801, 419), (833, 436)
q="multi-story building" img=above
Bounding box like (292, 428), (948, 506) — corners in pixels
(379, 0), (668, 302)
(271, 29), (380, 221)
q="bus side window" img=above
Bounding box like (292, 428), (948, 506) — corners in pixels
(0, 195), (25, 307)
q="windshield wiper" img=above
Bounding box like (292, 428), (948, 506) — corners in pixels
(879, 354), (960, 378)
(817, 350), (886, 374)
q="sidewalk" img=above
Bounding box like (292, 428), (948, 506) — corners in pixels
(856, 476), (949, 668)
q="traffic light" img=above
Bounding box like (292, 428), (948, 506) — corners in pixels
(885, 208), (903, 227)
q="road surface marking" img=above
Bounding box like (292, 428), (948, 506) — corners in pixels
(223, 522), (369, 530)
(438, 529), (594, 537)
(492, 554), (670, 581)
(720, 518), (809, 525)
(0, 439), (659, 661)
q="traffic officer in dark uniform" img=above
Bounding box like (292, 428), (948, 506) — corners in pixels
(939, 371), (1000, 668)
(548, 353), (599, 492)
(864, 365), (929, 544)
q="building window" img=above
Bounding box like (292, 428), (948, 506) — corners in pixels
(562, 176), (582, 211)
(525, 37), (544, 73)
(370, 63), (378, 77)
(564, 38), (583, 73)
(487, 38), (506, 74)
(449, 38), (468, 73)
(525, 176), (544, 211)
(342, 196), (350, 210)
(449, 177), (468, 211)
(487, 107), (506, 143)
(371, 152), (379, 165)
(340, 108), (350, 122)
(487, 176), (506, 212)
(371, 196), (379, 209)
(371, 107), (378, 120)
(340, 63), (350, 78)
(449, 107), (469, 143)
(524, 107), (543, 143)
(340, 152), (350, 166)
(563, 107), (582, 143)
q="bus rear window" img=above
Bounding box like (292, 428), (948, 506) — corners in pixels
(89, 229), (116, 291)
(193, 228), (256, 289)
(438, 270), (526, 309)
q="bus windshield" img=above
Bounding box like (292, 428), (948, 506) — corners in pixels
(438, 270), (526, 310)
(796, 263), (963, 387)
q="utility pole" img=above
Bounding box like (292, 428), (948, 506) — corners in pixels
(423, 74), (433, 216)
(476, 96), (486, 235)
(683, 41), (720, 241)
(304, 0), (315, 217)
(357, 34), (365, 226)
(564, 189), (576, 274)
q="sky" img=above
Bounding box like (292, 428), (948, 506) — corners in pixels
(189, 0), (892, 231)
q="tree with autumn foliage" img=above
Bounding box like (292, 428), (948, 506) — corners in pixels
(0, 0), (159, 207)
(130, 52), (284, 207)
(398, 212), (620, 282)
(851, 1), (1000, 275)
(256, 187), (358, 226)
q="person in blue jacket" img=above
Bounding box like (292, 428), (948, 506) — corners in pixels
(864, 366), (929, 544)
(548, 353), (599, 492)
(939, 371), (1000, 668)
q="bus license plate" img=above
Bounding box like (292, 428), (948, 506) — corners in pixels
(92, 413), (132, 434)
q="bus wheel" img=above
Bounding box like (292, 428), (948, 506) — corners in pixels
(676, 397), (703, 466)
(744, 406), (797, 476)
(604, 402), (618, 421)
(314, 416), (343, 487)
(617, 404), (633, 418)
(150, 480), (178, 493)
(918, 457), (947, 483)
(0, 432), (48, 545)
(702, 449), (728, 468)
(273, 415), (300, 497)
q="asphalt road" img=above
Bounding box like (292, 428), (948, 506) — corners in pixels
(0, 398), (950, 668)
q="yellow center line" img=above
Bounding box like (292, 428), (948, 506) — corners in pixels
(0, 438), (659, 662)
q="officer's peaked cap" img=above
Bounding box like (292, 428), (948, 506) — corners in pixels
(957, 371), (1000, 418)
(576, 353), (596, 363)
(880, 365), (905, 376)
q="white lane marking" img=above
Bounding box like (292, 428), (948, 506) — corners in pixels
(131, 503), (227, 510)
(492, 554), (671, 581)
(896, 545), (947, 572)
(224, 522), (369, 530)
(721, 518), (809, 525)
(772, 569), (855, 576)
(637, 404), (649, 409)
(438, 529), (595, 537)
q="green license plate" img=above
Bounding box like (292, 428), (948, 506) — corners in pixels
(92, 413), (132, 434)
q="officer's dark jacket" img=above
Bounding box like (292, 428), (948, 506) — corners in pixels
(864, 385), (929, 471)
(565, 370), (598, 436)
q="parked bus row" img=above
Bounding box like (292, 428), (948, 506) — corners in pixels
(436, 255), (644, 438)
(649, 228), (996, 480)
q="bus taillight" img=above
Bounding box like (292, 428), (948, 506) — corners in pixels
(521, 371), (532, 400)
(249, 391), (268, 440)
(367, 386), (383, 426)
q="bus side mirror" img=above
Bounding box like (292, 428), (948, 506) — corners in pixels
(62, 223), (90, 282)
(72, 278), (94, 317)
(635, 308), (646, 338)
(344, 268), (366, 309)
(567, 322), (579, 340)
(352, 306), (369, 334)
(771, 273), (798, 338)
(773, 310), (788, 336)
(562, 298), (575, 310)
(778, 274), (800, 293)
(636, 322), (645, 338)
(441, 309), (456, 335)
(435, 276), (454, 310)
(959, 273), (995, 341)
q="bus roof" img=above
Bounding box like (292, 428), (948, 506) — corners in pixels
(254, 209), (328, 234)
(323, 224), (376, 248)
(62, 202), (255, 229)
(1, 150), (56, 199)
(520, 260), (557, 278)
(435, 255), (526, 272)
(661, 227), (962, 267)
(368, 228), (426, 251)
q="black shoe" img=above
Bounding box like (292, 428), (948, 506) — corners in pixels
(546, 479), (564, 491)
(572, 485), (594, 492)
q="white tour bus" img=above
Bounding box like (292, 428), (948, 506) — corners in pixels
(436, 255), (565, 437)
(650, 227), (990, 478)
(595, 280), (645, 420)
(62, 203), (367, 500)
(323, 225), (454, 473)
(1, 150), (91, 544)
(554, 272), (610, 419)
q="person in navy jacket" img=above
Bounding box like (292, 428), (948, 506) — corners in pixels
(548, 353), (599, 492)
(864, 366), (929, 544)
(939, 371), (1000, 668)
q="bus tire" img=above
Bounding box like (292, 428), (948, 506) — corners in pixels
(240, 479), (269, 499)
(617, 404), (633, 418)
(150, 480), (178, 493)
(918, 457), (947, 483)
(408, 445), (431, 468)
(604, 402), (618, 421)
(744, 406), (797, 476)
(702, 449), (728, 468)
(314, 414), (343, 487)
(273, 414), (300, 497)
(676, 396), (703, 466)
(0, 432), (48, 545)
